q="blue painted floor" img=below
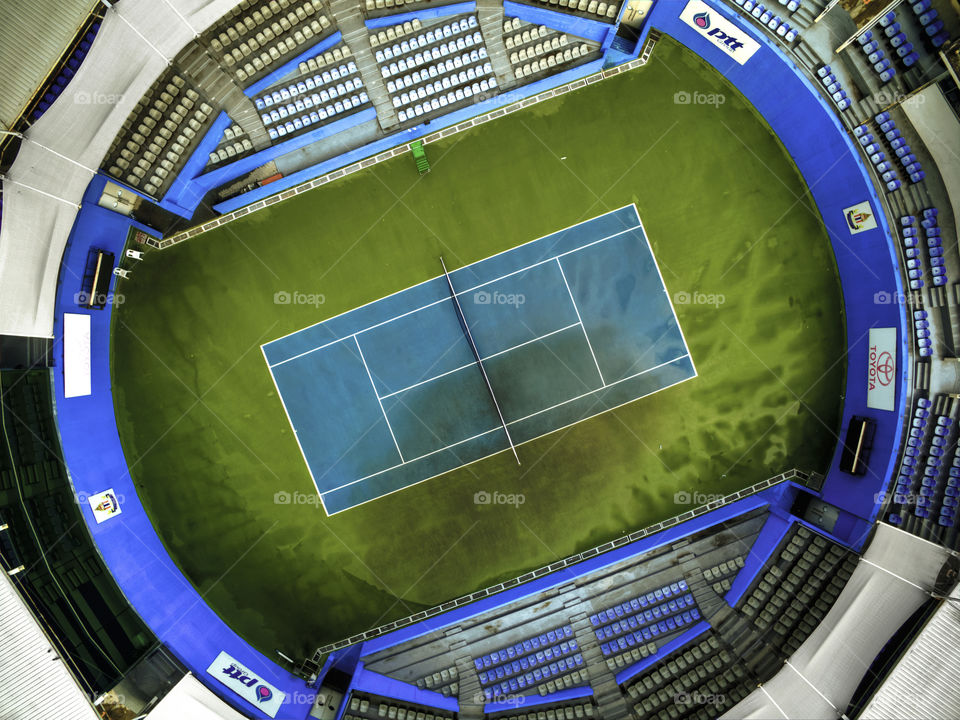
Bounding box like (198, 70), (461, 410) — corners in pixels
(263, 205), (695, 514)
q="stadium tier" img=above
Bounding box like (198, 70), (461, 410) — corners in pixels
(1, 0), (960, 718)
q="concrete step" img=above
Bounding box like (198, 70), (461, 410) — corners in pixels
(329, 0), (399, 130)
(477, 0), (517, 88)
(571, 617), (630, 720)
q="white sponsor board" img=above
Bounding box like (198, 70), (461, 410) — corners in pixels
(63, 313), (91, 398)
(867, 328), (896, 411)
(680, 0), (761, 65)
(88, 489), (122, 524)
(843, 201), (878, 235)
(206, 651), (285, 718)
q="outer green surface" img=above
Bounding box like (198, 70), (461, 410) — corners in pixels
(112, 38), (845, 657)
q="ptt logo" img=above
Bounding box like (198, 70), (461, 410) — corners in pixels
(256, 685), (274, 704)
(705, 26), (746, 51)
(681, 1), (760, 64)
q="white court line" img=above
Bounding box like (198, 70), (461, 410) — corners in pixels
(556, 258), (605, 386)
(321, 353), (691, 497)
(263, 203), (641, 347)
(355, 336), (405, 463)
(266, 224), (642, 369)
(321, 366), (698, 515)
(377, 322), (582, 400)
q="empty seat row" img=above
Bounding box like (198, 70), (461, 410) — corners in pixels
(415, 665), (457, 695)
(504, 23), (551, 49)
(495, 702), (596, 720)
(297, 44), (351, 75)
(259, 62), (357, 108)
(735, 0), (800, 43)
(211, 0), (324, 51)
(365, 0), (428, 10)
(397, 77), (496, 123)
(528, 0), (620, 20)
(515, 47), (591, 79)
(227, 15), (333, 83)
(510, 33), (572, 62)
(391, 54), (489, 100)
(589, 578), (688, 628)
(814, 65), (851, 111)
(209, 139), (254, 165)
(369, 18), (423, 48)
(376, 19), (480, 73)
(485, 651), (585, 698)
(266, 92), (368, 141)
(264, 80), (364, 123)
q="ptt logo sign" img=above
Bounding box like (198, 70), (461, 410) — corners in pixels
(206, 651), (285, 717)
(680, 1), (760, 65)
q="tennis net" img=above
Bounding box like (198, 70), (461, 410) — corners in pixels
(439, 257), (520, 465)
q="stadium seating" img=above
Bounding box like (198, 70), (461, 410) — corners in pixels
(415, 665), (458, 697)
(502, 18), (599, 82)
(489, 700), (598, 719)
(374, 16), (497, 125)
(208, 124), (255, 166)
(703, 555), (746, 596)
(105, 71), (215, 197)
(621, 630), (753, 718)
(255, 59), (369, 142)
(736, 523), (856, 654)
(344, 692), (455, 720)
(206, 0), (335, 85)
(733, 0), (800, 45)
(31, 20), (101, 121)
(473, 624), (588, 699)
(814, 65), (851, 111)
(364, 0), (436, 15)
(517, 0), (621, 22)
(589, 579), (702, 666)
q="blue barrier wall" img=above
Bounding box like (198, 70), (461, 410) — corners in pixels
(54, 174), (316, 720)
(647, 0), (908, 527)
(365, 1), (476, 27)
(503, 1), (614, 43)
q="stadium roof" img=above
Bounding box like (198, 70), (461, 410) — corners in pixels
(860, 582), (960, 719)
(0, 0), (237, 337)
(146, 673), (249, 720)
(722, 524), (953, 719)
(0, 571), (99, 720)
(0, 0), (99, 130)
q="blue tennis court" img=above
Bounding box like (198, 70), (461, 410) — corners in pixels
(262, 205), (696, 515)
